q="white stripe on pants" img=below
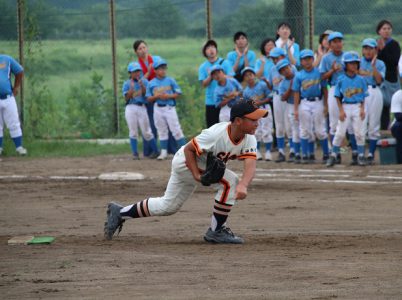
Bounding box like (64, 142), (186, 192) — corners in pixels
(363, 86), (383, 140)
(0, 95), (22, 138)
(255, 105), (273, 143)
(125, 104), (154, 140)
(298, 100), (327, 140)
(154, 105), (184, 140)
(147, 154), (239, 216)
(333, 103), (365, 147)
(273, 93), (292, 139)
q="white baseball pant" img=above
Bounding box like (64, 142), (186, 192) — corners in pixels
(154, 105), (184, 140)
(0, 95), (22, 138)
(287, 103), (299, 143)
(333, 103), (365, 147)
(328, 86), (340, 136)
(273, 93), (292, 139)
(363, 86), (383, 140)
(125, 104), (155, 141)
(298, 99), (327, 140)
(255, 104), (273, 143)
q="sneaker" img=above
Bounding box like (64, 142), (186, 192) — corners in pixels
(350, 152), (358, 166)
(335, 153), (342, 164)
(157, 149), (168, 160)
(322, 154), (329, 164)
(148, 152), (159, 159)
(357, 155), (366, 166)
(104, 202), (125, 240)
(287, 152), (295, 163)
(0, 147), (2, 155)
(265, 151), (272, 161)
(301, 155), (309, 164)
(204, 226), (244, 244)
(256, 150), (262, 161)
(308, 154), (316, 164)
(132, 153), (140, 160)
(326, 155), (336, 167)
(275, 152), (286, 163)
(16, 146), (27, 156)
(294, 154), (301, 164)
(366, 155), (374, 165)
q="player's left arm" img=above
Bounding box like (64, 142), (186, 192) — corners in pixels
(183, 142), (202, 182)
(235, 158), (256, 200)
(12, 71), (24, 96)
(372, 57), (384, 85)
(281, 79), (293, 101)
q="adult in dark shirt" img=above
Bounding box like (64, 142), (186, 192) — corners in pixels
(376, 20), (401, 130)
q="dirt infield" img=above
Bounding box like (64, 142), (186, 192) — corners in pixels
(1, 155), (402, 299)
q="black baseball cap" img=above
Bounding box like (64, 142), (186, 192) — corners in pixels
(230, 100), (268, 122)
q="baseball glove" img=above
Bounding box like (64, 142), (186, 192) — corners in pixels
(200, 152), (226, 186)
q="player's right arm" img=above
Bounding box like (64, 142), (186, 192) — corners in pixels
(334, 82), (345, 121)
(184, 142), (202, 182)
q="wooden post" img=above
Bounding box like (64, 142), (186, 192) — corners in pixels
(17, 0), (25, 128)
(206, 0), (212, 39)
(109, 0), (119, 135)
(308, 0), (315, 50)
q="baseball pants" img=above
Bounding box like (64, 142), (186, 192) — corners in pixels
(273, 93), (292, 139)
(125, 104), (155, 141)
(328, 86), (340, 137)
(363, 86), (383, 140)
(255, 104), (273, 143)
(154, 106), (184, 141)
(298, 99), (327, 140)
(333, 104), (365, 147)
(0, 95), (23, 138)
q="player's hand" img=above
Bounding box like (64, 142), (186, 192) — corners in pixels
(235, 46), (242, 57)
(260, 55), (266, 63)
(371, 55), (377, 67)
(12, 87), (19, 96)
(377, 39), (385, 50)
(294, 110), (299, 121)
(288, 38), (295, 49)
(339, 109), (346, 122)
(323, 105), (328, 117)
(235, 183), (247, 200)
(360, 108), (365, 120)
(317, 45), (324, 56)
(331, 61), (341, 72)
(244, 45), (249, 55)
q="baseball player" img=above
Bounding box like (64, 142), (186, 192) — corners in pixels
(0, 54), (27, 156)
(199, 39), (235, 128)
(327, 52), (368, 167)
(319, 32), (345, 163)
(104, 100), (268, 244)
(146, 59), (186, 160)
(123, 62), (159, 160)
(211, 65), (243, 122)
(293, 49), (329, 164)
(242, 67), (274, 160)
(268, 47), (296, 162)
(226, 32), (256, 82)
(277, 59), (301, 163)
(359, 38), (386, 164)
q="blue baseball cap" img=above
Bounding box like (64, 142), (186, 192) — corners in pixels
(241, 67), (256, 76)
(276, 59), (291, 71)
(269, 47), (286, 58)
(300, 49), (315, 59)
(342, 51), (360, 63)
(328, 31), (344, 42)
(361, 38), (377, 48)
(127, 62), (141, 73)
(153, 58), (167, 69)
(210, 64), (224, 74)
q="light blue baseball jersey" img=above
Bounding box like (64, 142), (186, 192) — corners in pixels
(198, 58), (234, 106)
(227, 50), (257, 70)
(292, 67), (326, 99)
(254, 58), (275, 79)
(319, 51), (344, 86)
(334, 74), (368, 104)
(278, 74), (295, 104)
(0, 54), (23, 95)
(359, 58), (386, 87)
(268, 63), (297, 92)
(243, 80), (272, 106)
(214, 77), (243, 108)
(122, 78), (149, 105)
(146, 76), (182, 106)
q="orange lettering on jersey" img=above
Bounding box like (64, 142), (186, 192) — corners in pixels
(217, 152), (237, 163)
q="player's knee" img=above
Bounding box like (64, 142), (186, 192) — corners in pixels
(157, 198), (182, 215)
(9, 125), (22, 137)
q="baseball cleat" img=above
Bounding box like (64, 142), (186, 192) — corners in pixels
(322, 154), (329, 164)
(326, 155), (336, 167)
(357, 155), (366, 166)
(256, 150), (262, 161)
(148, 152), (159, 159)
(294, 154), (301, 164)
(366, 155), (374, 165)
(204, 226), (244, 244)
(308, 154), (316, 163)
(0, 147), (3, 155)
(104, 202), (125, 240)
(301, 155), (309, 164)
(335, 153), (342, 164)
(16, 146), (27, 156)
(287, 152), (295, 163)
(350, 152), (358, 166)
(157, 150), (168, 160)
(265, 151), (272, 161)
(275, 152), (286, 163)
(132, 154), (140, 160)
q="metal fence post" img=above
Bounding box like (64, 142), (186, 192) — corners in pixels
(109, 0), (119, 136)
(17, 0), (25, 128)
(308, 0), (314, 50)
(206, 0), (212, 39)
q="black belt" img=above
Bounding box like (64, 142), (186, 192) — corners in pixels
(0, 94), (11, 100)
(302, 97), (321, 102)
(133, 103), (145, 106)
(369, 85), (377, 88)
(157, 103), (175, 107)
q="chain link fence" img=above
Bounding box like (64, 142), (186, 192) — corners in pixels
(0, 0), (401, 139)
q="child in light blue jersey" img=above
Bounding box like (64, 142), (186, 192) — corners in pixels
(327, 52), (368, 167)
(227, 32), (256, 82)
(360, 38), (386, 164)
(242, 67), (274, 161)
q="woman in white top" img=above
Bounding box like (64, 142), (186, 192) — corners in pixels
(275, 22), (300, 67)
